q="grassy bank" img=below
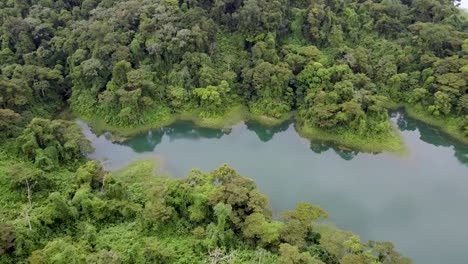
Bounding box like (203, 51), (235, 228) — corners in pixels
(177, 105), (247, 129)
(77, 106), (245, 140)
(74, 103), (466, 152)
(296, 122), (406, 154)
(246, 112), (292, 127)
(404, 105), (468, 145)
(78, 114), (175, 141)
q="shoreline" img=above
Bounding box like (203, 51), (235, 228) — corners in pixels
(75, 106), (291, 141)
(74, 105), (466, 153)
(403, 105), (467, 145)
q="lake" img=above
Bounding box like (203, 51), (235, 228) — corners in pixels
(78, 112), (468, 264)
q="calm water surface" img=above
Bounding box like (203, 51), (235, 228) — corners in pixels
(79, 112), (468, 264)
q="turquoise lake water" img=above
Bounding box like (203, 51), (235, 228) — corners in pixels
(79, 112), (468, 264)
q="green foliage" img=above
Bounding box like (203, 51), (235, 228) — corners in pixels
(194, 80), (233, 117)
(243, 212), (283, 246)
(283, 202), (329, 224)
(0, 108), (21, 138)
(16, 118), (92, 170)
(278, 243), (323, 264)
(0, 0), (465, 143)
(0, 223), (15, 256)
(0, 0), (465, 261)
(29, 238), (85, 264)
(429, 91), (452, 116)
(0, 155), (410, 263)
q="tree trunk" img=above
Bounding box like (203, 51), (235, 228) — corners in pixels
(25, 179), (32, 230)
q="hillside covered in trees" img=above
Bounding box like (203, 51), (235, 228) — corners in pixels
(1, 0), (467, 150)
(0, 0), (466, 263)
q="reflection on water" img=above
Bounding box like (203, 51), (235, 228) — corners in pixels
(123, 130), (164, 153)
(245, 121), (290, 142)
(395, 112), (468, 165)
(78, 111), (468, 264)
(81, 111), (468, 166)
(309, 141), (358, 161)
(121, 121), (227, 153)
(113, 111), (468, 165)
(122, 120), (292, 153)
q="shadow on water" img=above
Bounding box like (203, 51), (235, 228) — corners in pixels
(394, 112), (468, 165)
(245, 120), (291, 142)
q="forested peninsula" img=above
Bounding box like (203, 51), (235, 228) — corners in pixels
(0, 0), (466, 263)
(1, 0), (467, 150)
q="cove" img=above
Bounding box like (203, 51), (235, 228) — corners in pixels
(78, 111), (468, 264)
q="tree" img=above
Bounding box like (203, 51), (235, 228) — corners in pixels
(74, 161), (103, 188)
(206, 203), (234, 248)
(281, 219), (309, 249)
(278, 243), (324, 264)
(0, 223), (16, 256)
(242, 213), (282, 246)
(279, 203), (328, 249)
(429, 91), (451, 115)
(407, 88), (428, 105)
(458, 94), (468, 114)
(344, 47), (372, 75)
(194, 80), (231, 116)
(209, 165), (270, 229)
(35, 192), (78, 227)
(107, 60), (132, 90)
(86, 250), (122, 264)
(9, 164), (47, 230)
(29, 238), (85, 264)
(16, 118), (92, 170)
(282, 44), (321, 74)
(143, 183), (174, 225)
(243, 61), (293, 118)
(252, 33), (280, 64)
(135, 237), (175, 263)
(408, 22), (462, 57)
(245, 61), (293, 99)
(367, 241), (411, 264)
(0, 108), (20, 138)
